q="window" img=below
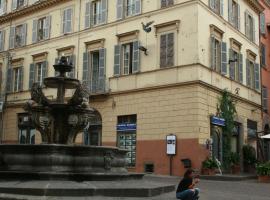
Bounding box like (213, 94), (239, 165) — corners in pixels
(245, 12), (255, 42)
(209, 0), (222, 15)
(6, 65), (23, 93)
(12, 0), (26, 10)
(160, 32), (174, 68)
(116, 0), (141, 20)
(18, 113), (35, 145)
(117, 115), (137, 167)
(83, 47), (106, 93)
(229, 47), (243, 83)
(261, 44), (266, 67)
(114, 40), (140, 76)
(9, 24), (27, 49)
(32, 16), (51, 43)
(263, 86), (268, 112)
(228, 0), (240, 30)
(62, 8), (73, 34)
(85, 0), (107, 28)
(13, 67), (21, 92)
(29, 60), (48, 89)
(0, 30), (4, 51)
(247, 119), (257, 139)
(211, 37), (221, 72)
(246, 58), (260, 90)
(161, 0), (174, 8)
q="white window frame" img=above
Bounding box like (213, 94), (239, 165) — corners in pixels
(35, 62), (46, 86)
(62, 7), (73, 34)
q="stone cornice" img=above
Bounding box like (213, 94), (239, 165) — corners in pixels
(0, 0), (70, 24)
(244, 0), (264, 13)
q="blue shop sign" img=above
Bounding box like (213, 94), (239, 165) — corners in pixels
(211, 116), (225, 127)
(117, 123), (137, 132)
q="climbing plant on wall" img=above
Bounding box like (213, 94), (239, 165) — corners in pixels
(218, 89), (237, 169)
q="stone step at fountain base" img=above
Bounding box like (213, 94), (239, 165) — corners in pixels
(0, 179), (176, 198)
(0, 171), (144, 181)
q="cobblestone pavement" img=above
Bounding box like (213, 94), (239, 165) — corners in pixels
(0, 176), (269, 200)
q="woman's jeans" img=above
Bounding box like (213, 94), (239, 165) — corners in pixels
(176, 188), (200, 200)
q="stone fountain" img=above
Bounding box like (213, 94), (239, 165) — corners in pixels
(0, 56), (138, 180)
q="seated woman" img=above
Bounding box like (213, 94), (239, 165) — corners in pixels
(176, 169), (200, 200)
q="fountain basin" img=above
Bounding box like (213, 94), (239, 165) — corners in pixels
(0, 144), (144, 181)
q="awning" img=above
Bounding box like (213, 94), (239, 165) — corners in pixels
(261, 134), (270, 139)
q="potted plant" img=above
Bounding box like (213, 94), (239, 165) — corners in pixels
(201, 157), (218, 175)
(243, 145), (257, 174)
(229, 152), (241, 174)
(256, 162), (270, 183)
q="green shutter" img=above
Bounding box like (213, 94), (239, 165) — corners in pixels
(135, 0), (141, 15)
(132, 41), (140, 73)
(237, 4), (240, 30)
(44, 15), (51, 40)
(69, 55), (76, 78)
(98, 48), (106, 92)
(210, 36), (215, 69)
(220, 0), (223, 16)
(229, 49), (234, 80)
(21, 24), (27, 46)
(9, 27), (15, 49)
(255, 63), (260, 91)
(167, 33), (174, 67)
(228, 0), (233, 23)
(32, 19), (38, 43)
(239, 53), (243, 83)
(117, 0), (123, 20)
(260, 13), (265, 35)
(101, 0), (107, 24)
(246, 59), (251, 87)
(261, 44), (266, 67)
(221, 42), (227, 75)
(85, 2), (91, 28)
(0, 30), (5, 51)
(29, 63), (35, 89)
(6, 68), (13, 93)
(19, 66), (24, 91)
(114, 45), (121, 76)
(82, 52), (90, 87)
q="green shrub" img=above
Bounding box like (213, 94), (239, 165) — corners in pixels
(256, 162), (270, 176)
(229, 152), (240, 166)
(242, 145), (257, 165)
(202, 157), (219, 169)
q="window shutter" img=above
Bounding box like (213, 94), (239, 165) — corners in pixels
(29, 63), (35, 89)
(62, 9), (67, 33)
(220, 0), (223, 16)
(98, 48), (106, 92)
(9, 27), (15, 49)
(6, 68), (13, 93)
(85, 2), (91, 28)
(2, 0), (6, 13)
(210, 36), (215, 69)
(229, 49), (234, 80)
(209, 0), (214, 10)
(228, 0), (233, 23)
(0, 30), (5, 51)
(221, 42), (227, 75)
(101, 0), (107, 24)
(19, 66), (24, 91)
(23, 0), (28, 7)
(252, 17), (255, 42)
(114, 45), (121, 76)
(21, 23), (27, 46)
(32, 19), (38, 43)
(246, 59), (251, 87)
(43, 61), (48, 81)
(237, 4), (240, 30)
(239, 53), (243, 83)
(245, 12), (248, 37)
(254, 63), (260, 91)
(263, 87), (268, 111)
(132, 41), (140, 73)
(44, 15), (51, 40)
(12, 0), (17, 10)
(69, 55), (76, 78)
(66, 8), (72, 33)
(261, 45), (266, 67)
(260, 13), (266, 35)
(82, 52), (90, 88)
(135, 0), (141, 15)
(167, 33), (174, 67)
(117, 0), (123, 20)
(168, 0), (174, 6)
(160, 34), (167, 68)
